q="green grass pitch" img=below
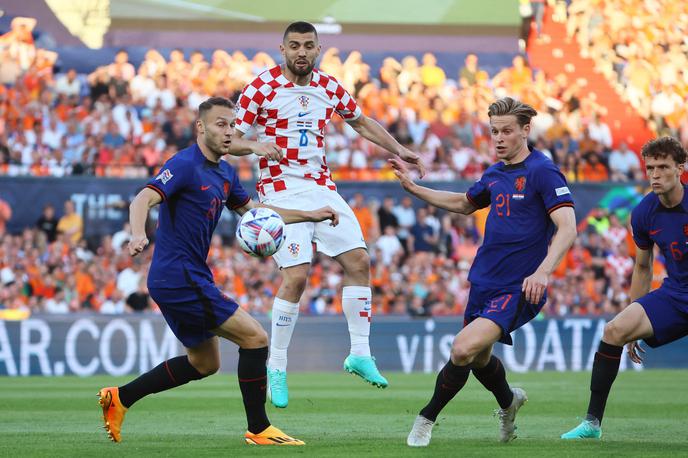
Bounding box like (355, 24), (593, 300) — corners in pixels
(1, 371), (686, 457)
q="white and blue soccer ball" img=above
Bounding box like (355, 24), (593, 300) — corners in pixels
(235, 207), (286, 257)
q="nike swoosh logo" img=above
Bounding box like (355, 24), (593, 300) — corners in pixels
(649, 229), (662, 235)
(488, 180), (499, 188)
(201, 185), (211, 191)
(297, 112), (309, 117)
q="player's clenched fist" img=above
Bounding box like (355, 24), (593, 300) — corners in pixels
(308, 206), (339, 226)
(128, 234), (149, 257)
(252, 142), (283, 161)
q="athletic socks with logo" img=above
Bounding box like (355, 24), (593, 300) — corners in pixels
(268, 298), (299, 371)
(342, 286), (372, 357)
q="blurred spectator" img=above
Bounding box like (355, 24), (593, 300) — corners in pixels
(350, 193), (379, 242)
(608, 142), (641, 181)
(377, 196), (399, 233)
(0, 197), (11, 237)
(459, 54), (480, 87)
(393, 196), (416, 252)
(420, 53), (446, 88)
(54, 69), (81, 98)
(375, 226), (404, 266)
(36, 203), (58, 243)
(410, 207), (439, 254)
(57, 200), (83, 244)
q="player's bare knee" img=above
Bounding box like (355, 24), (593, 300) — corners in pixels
(450, 344), (475, 366)
(241, 325), (268, 349)
(603, 320), (627, 346)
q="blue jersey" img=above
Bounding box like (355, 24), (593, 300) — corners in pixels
(145, 144), (250, 288)
(465, 150), (574, 288)
(631, 185), (688, 292)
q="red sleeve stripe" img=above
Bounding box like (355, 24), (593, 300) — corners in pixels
(547, 202), (574, 214)
(230, 196), (251, 210)
(146, 184), (166, 201)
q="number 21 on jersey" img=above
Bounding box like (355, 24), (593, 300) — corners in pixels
(495, 193), (510, 217)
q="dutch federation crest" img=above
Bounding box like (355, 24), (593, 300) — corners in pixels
(223, 181), (230, 197)
(297, 95), (309, 111)
(514, 176), (526, 192)
(683, 224), (688, 237)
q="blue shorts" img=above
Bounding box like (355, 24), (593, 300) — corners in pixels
(636, 286), (688, 348)
(463, 284), (545, 345)
(149, 281), (239, 349)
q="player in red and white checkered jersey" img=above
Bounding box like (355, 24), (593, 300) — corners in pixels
(230, 21), (425, 408)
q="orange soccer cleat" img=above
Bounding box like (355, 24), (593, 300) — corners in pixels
(97, 386), (128, 442)
(244, 425), (305, 446)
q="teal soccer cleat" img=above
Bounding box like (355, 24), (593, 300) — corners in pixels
(267, 368), (288, 408)
(561, 420), (602, 439)
(343, 355), (389, 388)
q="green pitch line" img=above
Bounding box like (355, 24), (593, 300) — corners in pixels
(1, 371), (686, 457)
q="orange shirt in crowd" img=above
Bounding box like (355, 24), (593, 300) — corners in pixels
(578, 162), (609, 182)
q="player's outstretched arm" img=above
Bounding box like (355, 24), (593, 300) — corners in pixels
(389, 158), (475, 214)
(348, 114), (426, 177)
(522, 206), (577, 303)
(128, 187), (162, 256)
(235, 200), (339, 226)
(228, 131), (283, 161)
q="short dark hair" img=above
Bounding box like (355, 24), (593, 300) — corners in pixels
(641, 136), (687, 164)
(283, 21), (318, 42)
(198, 97), (235, 118)
(488, 97), (538, 127)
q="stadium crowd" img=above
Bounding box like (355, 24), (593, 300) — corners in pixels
(565, 0), (688, 137)
(0, 13), (674, 318)
(1, 13), (676, 184)
(0, 192), (667, 318)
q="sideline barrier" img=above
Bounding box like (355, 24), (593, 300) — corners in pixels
(1, 315), (685, 376)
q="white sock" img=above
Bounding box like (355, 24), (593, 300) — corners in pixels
(342, 286), (372, 357)
(268, 297), (299, 371)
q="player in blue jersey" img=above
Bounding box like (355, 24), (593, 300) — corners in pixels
(97, 97), (339, 446)
(561, 136), (688, 439)
(395, 97), (577, 446)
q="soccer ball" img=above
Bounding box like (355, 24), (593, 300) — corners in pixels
(235, 207), (286, 257)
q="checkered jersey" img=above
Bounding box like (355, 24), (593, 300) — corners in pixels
(235, 65), (362, 198)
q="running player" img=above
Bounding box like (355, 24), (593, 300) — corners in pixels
(397, 97), (577, 446)
(230, 21), (425, 408)
(98, 97), (339, 446)
(561, 136), (688, 439)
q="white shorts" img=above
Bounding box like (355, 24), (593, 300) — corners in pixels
(261, 189), (367, 268)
